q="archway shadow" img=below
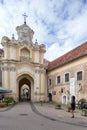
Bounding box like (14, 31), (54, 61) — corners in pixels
(19, 77), (31, 102)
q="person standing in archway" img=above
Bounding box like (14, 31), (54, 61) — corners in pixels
(26, 92), (29, 101)
(71, 96), (76, 118)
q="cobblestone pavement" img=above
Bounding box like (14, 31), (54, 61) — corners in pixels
(0, 102), (87, 129)
(33, 102), (87, 127)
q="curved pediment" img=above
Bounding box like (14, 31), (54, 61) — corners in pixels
(16, 24), (34, 44)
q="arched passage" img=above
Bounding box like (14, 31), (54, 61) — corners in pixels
(17, 74), (34, 102)
(19, 78), (31, 101)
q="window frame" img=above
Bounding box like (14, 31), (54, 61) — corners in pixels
(77, 71), (82, 81)
(56, 75), (61, 84)
(65, 73), (69, 82)
(48, 78), (52, 86)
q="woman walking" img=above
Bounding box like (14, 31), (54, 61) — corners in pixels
(71, 96), (75, 118)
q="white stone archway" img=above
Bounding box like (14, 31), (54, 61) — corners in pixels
(17, 73), (34, 102)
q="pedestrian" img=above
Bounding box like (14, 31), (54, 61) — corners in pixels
(71, 96), (75, 118)
(2, 94), (4, 101)
(26, 92), (29, 101)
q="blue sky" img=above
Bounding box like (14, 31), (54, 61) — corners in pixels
(0, 0), (87, 61)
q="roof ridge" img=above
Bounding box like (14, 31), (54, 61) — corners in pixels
(48, 41), (87, 71)
(51, 41), (87, 63)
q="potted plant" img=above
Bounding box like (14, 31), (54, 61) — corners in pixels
(0, 102), (7, 108)
(66, 104), (71, 112)
(4, 97), (16, 106)
(82, 109), (87, 116)
(55, 103), (61, 109)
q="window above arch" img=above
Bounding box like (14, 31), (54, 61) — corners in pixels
(20, 48), (32, 62)
(20, 48), (30, 58)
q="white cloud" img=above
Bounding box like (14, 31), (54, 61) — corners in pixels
(45, 38), (74, 61)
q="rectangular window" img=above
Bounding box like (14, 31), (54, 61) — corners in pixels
(48, 79), (51, 85)
(65, 73), (69, 82)
(0, 67), (2, 86)
(57, 76), (60, 84)
(77, 71), (82, 80)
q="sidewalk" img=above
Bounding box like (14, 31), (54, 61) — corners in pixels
(34, 102), (87, 127)
(0, 102), (87, 127)
(0, 104), (15, 112)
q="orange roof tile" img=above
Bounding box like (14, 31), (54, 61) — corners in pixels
(47, 41), (87, 71)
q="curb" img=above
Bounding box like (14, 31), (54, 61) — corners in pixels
(0, 104), (17, 112)
(32, 102), (87, 128)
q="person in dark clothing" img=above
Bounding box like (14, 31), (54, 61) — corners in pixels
(0, 94), (4, 101)
(71, 96), (75, 118)
(26, 92), (29, 101)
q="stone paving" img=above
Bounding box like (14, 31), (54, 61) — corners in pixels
(0, 102), (87, 128)
(33, 102), (87, 127)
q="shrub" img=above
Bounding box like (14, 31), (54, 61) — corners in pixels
(4, 97), (16, 106)
(82, 109), (87, 116)
(0, 102), (7, 108)
(66, 104), (71, 112)
(55, 103), (61, 109)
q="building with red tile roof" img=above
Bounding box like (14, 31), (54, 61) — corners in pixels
(47, 41), (87, 71)
(0, 22), (87, 104)
(47, 41), (87, 104)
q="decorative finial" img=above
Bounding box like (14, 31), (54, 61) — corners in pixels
(12, 34), (15, 39)
(22, 12), (28, 24)
(35, 39), (37, 42)
(35, 39), (38, 45)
